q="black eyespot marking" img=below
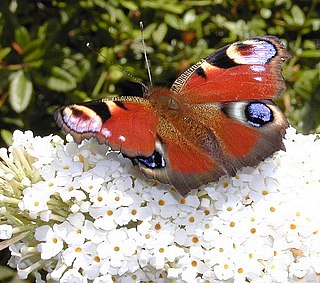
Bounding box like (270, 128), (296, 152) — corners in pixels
(114, 101), (128, 110)
(69, 107), (83, 118)
(137, 150), (166, 169)
(205, 45), (239, 69)
(245, 102), (273, 127)
(82, 101), (111, 122)
(195, 67), (207, 79)
(236, 43), (248, 50)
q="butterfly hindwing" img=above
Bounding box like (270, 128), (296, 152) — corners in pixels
(133, 98), (287, 196)
(132, 113), (227, 196)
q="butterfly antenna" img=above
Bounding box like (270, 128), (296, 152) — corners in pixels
(86, 42), (148, 90)
(139, 21), (153, 87)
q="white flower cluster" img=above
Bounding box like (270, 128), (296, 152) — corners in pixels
(0, 128), (320, 283)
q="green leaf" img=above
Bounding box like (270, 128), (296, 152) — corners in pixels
(120, 0), (138, 10)
(183, 9), (196, 26)
(1, 117), (24, 127)
(9, 70), (33, 113)
(185, 1), (214, 6)
(162, 3), (184, 14)
(153, 23), (168, 44)
(14, 26), (30, 47)
(94, 0), (110, 10)
(164, 14), (181, 30)
(23, 39), (45, 62)
(142, 1), (184, 13)
(0, 129), (13, 146)
(283, 15), (294, 26)
(0, 47), (11, 60)
(300, 49), (320, 58)
(291, 5), (305, 26)
(26, 59), (44, 69)
(47, 66), (77, 92)
(143, 23), (158, 39)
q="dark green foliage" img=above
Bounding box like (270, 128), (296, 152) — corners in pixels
(0, 0), (319, 147)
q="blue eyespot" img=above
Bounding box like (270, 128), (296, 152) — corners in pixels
(137, 151), (166, 169)
(245, 102), (273, 127)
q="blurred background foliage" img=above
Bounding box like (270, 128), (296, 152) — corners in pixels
(0, 0), (319, 148)
(0, 0), (319, 281)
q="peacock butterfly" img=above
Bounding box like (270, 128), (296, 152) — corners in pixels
(54, 36), (290, 196)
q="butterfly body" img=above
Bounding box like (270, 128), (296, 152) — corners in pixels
(55, 36), (290, 196)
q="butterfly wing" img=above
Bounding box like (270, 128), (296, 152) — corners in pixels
(54, 97), (159, 157)
(170, 36), (290, 103)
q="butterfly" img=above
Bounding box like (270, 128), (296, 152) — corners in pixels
(54, 35), (290, 197)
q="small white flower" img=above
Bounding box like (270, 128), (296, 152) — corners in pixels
(0, 224), (13, 239)
(203, 234), (235, 268)
(148, 189), (180, 218)
(90, 205), (121, 231)
(213, 260), (235, 281)
(175, 210), (207, 235)
(146, 230), (184, 269)
(105, 189), (134, 208)
(263, 251), (293, 283)
(52, 147), (83, 177)
(35, 225), (66, 259)
(232, 247), (264, 282)
(19, 186), (51, 218)
(63, 241), (100, 278)
(97, 229), (137, 269)
(81, 220), (108, 244)
(178, 253), (211, 282)
(25, 135), (61, 169)
(77, 172), (105, 196)
(125, 194), (153, 221)
(58, 178), (87, 202)
(59, 268), (87, 283)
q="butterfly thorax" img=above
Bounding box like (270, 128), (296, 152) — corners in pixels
(147, 87), (181, 117)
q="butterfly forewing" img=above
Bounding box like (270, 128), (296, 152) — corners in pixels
(54, 97), (159, 157)
(170, 36), (290, 103)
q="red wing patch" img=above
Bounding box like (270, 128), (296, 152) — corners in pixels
(211, 112), (261, 157)
(166, 141), (216, 174)
(180, 64), (284, 103)
(54, 98), (159, 157)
